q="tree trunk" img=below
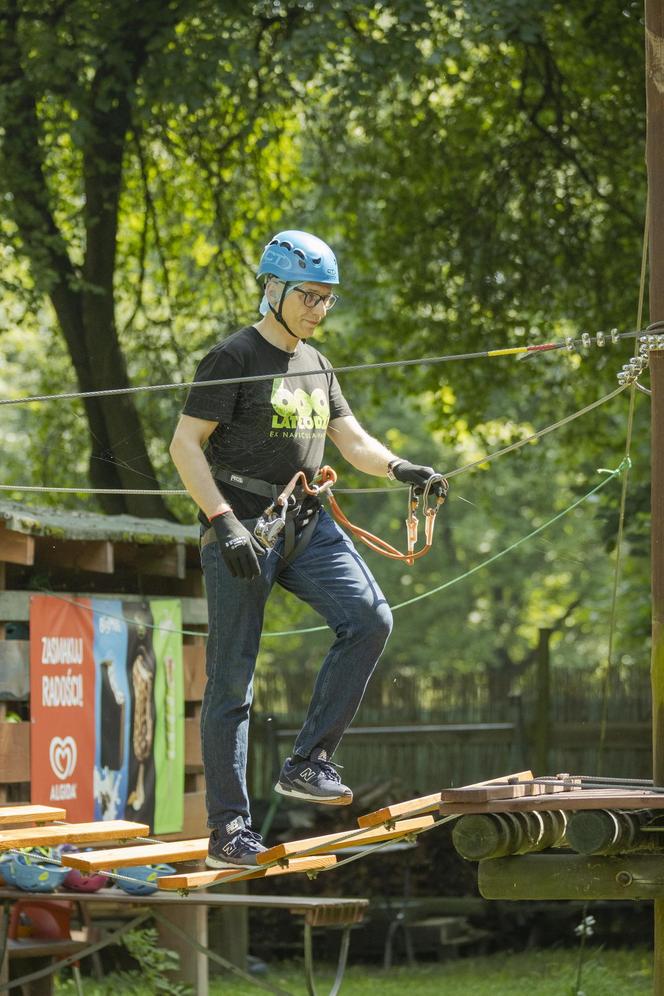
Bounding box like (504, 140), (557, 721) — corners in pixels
(0, 1), (181, 519)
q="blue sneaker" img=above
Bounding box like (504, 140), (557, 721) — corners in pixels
(206, 817), (267, 869)
(275, 747), (353, 806)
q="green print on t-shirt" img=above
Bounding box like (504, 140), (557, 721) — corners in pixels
(270, 378), (330, 432)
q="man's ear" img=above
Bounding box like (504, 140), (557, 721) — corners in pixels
(266, 278), (281, 306)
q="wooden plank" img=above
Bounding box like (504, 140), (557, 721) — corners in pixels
(114, 543), (187, 580)
(0, 804), (66, 825)
(0, 591), (208, 625)
(62, 837), (210, 872)
(35, 538), (114, 574)
(441, 782), (568, 803)
(439, 787), (664, 816)
(358, 769), (534, 829)
(157, 855), (337, 891)
(0, 528), (34, 567)
(357, 792), (442, 829)
(257, 816), (434, 865)
(0, 722), (29, 783)
(183, 643), (206, 702)
(0, 641), (29, 700)
(0, 820), (149, 850)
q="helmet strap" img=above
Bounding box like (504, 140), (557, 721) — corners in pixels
(268, 280), (301, 340)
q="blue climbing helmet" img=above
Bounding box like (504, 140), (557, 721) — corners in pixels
(257, 230), (339, 285)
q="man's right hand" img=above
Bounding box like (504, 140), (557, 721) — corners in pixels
(210, 511), (265, 580)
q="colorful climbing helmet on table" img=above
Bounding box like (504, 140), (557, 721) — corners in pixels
(13, 850), (69, 892)
(115, 863), (176, 896)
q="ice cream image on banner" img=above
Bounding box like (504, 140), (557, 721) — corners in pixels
(124, 603), (157, 827)
(127, 645), (155, 810)
(93, 600), (130, 822)
(100, 660), (125, 770)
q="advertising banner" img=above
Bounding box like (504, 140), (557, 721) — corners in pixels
(30, 595), (184, 834)
(29, 595), (96, 822)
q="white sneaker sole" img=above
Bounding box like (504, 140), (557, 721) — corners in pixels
(274, 782), (353, 806)
(205, 855), (261, 869)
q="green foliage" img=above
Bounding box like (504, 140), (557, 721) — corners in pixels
(0, 1), (653, 704)
(54, 928), (192, 996)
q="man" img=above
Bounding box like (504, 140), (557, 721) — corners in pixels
(170, 230), (447, 868)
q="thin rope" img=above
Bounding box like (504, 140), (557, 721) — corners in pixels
(31, 460), (627, 640)
(266, 459), (629, 635)
(0, 329), (639, 408)
(0, 383), (627, 496)
(596, 210), (649, 773)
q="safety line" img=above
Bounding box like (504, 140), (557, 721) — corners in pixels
(596, 212), (650, 773)
(34, 458), (628, 640)
(264, 459), (629, 636)
(0, 329), (639, 407)
(0, 383), (627, 496)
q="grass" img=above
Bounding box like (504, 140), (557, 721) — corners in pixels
(55, 947), (653, 995)
(210, 948), (652, 995)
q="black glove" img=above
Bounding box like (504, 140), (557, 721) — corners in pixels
(391, 460), (449, 499)
(211, 511), (265, 580)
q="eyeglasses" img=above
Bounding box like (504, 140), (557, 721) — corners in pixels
(291, 287), (338, 311)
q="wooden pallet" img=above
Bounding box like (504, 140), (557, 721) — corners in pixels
(0, 820), (149, 850)
(0, 805), (66, 826)
(357, 770), (534, 829)
(157, 855), (337, 891)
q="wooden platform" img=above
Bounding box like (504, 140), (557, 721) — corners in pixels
(438, 787), (664, 815)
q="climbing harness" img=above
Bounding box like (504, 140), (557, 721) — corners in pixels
(253, 465), (448, 567)
(205, 464), (447, 566)
(254, 468), (336, 550)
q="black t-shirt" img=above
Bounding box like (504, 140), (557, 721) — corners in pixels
(182, 326), (353, 519)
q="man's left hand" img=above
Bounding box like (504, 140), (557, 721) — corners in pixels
(391, 460), (449, 499)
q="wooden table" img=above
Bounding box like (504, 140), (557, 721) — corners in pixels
(0, 887), (368, 996)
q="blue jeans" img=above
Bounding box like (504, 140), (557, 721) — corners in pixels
(200, 508), (393, 829)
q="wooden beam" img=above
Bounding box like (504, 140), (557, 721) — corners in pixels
(62, 837), (210, 872)
(439, 787), (664, 816)
(0, 820), (149, 850)
(479, 853), (664, 901)
(114, 543), (187, 579)
(0, 805), (66, 825)
(157, 855), (337, 891)
(441, 782), (564, 804)
(0, 722), (29, 783)
(159, 791), (207, 842)
(0, 527), (34, 567)
(358, 769), (534, 829)
(185, 718), (202, 770)
(0, 591), (208, 625)
(35, 538), (114, 574)
(257, 816), (434, 865)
